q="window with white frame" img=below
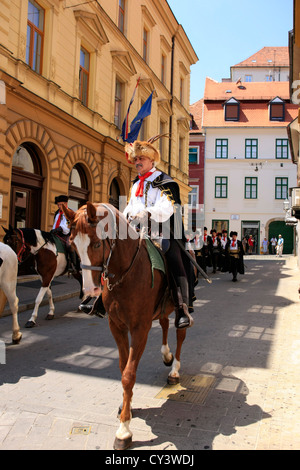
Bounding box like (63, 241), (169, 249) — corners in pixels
(276, 139), (289, 159)
(188, 186), (198, 207)
(189, 146), (199, 164)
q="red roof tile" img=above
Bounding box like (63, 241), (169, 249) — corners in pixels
(204, 77), (291, 101)
(203, 78), (298, 128)
(190, 99), (204, 133)
(232, 47), (289, 68)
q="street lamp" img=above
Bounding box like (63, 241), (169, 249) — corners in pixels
(283, 196), (298, 226)
(283, 199), (290, 212)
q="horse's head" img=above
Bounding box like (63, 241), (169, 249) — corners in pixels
(63, 202), (117, 298)
(2, 226), (30, 262)
(2, 225), (15, 246)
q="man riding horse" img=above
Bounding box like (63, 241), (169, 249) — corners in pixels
(80, 138), (194, 329)
(52, 195), (77, 272)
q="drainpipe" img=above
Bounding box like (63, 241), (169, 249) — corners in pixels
(168, 33), (176, 175)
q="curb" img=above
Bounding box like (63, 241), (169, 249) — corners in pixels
(2, 290), (80, 318)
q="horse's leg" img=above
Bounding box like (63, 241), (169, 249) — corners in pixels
(25, 286), (48, 328)
(45, 286), (55, 320)
(3, 285), (22, 344)
(159, 317), (174, 367)
(113, 324), (150, 450)
(167, 328), (186, 385)
(109, 317), (130, 375)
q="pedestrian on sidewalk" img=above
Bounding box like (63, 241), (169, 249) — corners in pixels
(262, 237), (269, 255)
(276, 235), (284, 257)
(248, 234), (254, 254)
(270, 236), (277, 254)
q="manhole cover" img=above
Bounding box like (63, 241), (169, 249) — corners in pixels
(155, 374), (216, 404)
(70, 426), (91, 435)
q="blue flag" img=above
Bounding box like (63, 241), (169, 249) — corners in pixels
(125, 92), (153, 143)
(121, 77), (140, 141)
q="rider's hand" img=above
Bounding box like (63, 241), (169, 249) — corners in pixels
(130, 210), (150, 227)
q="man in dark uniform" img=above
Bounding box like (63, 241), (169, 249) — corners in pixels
(80, 138), (194, 329)
(200, 227), (212, 273)
(225, 231), (245, 282)
(210, 228), (221, 273)
(52, 195), (77, 272)
(220, 229), (230, 271)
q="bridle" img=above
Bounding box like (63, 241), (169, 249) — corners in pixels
(77, 204), (142, 292)
(9, 228), (49, 263)
(16, 228), (27, 263)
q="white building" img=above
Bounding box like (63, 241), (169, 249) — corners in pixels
(202, 78), (298, 254)
(230, 47), (289, 83)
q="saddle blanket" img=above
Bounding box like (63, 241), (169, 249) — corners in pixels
(145, 238), (165, 288)
(53, 235), (67, 255)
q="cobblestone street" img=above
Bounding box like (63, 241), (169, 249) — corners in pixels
(0, 255), (299, 450)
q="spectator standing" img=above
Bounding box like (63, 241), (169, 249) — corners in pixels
(270, 236), (277, 254)
(276, 235), (284, 257)
(262, 237), (269, 255)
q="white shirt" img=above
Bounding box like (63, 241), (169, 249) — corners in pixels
(52, 211), (70, 235)
(123, 168), (174, 223)
(221, 236), (228, 249)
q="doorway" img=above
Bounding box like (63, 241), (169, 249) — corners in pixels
(241, 221), (260, 255)
(268, 221), (294, 254)
(10, 145), (43, 229)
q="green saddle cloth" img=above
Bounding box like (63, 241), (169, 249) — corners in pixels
(145, 238), (165, 288)
(53, 235), (67, 255)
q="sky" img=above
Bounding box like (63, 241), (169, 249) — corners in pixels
(167, 0), (294, 104)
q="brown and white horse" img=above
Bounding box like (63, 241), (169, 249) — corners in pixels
(3, 227), (83, 328)
(0, 242), (22, 344)
(64, 201), (187, 450)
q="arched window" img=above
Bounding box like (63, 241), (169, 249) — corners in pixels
(109, 178), (121, 209)
(12, 144), (41, 174)
(68, 164), (89, 211)
(11, 144), (43, 230)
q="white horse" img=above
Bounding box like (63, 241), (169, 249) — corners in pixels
(0, 242), (22, 344)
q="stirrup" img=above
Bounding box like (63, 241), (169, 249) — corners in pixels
(175, 304), (193, 329)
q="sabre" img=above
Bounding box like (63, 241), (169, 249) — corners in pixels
(173, 236), (212, 284)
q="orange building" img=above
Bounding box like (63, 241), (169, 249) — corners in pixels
(0, 0), (197, 234)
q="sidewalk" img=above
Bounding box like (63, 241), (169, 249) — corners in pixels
(2, 273), (81, 317)
(0, 255), (299, 450)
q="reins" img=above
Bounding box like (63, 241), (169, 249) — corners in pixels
(79, 204), (143, 292)
(14, 229), (51, 263)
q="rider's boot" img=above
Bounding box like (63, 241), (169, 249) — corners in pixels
(173, 278), (193, 329)
(79, 295), (106, 318)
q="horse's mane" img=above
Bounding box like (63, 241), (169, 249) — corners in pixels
(20, 228), (52, 245)
(72, 203), (138, 241)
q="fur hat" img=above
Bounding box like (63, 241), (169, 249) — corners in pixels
(125, 140), (161, 164)
(55, 195), (68, 204)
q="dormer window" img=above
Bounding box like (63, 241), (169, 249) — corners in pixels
(224, 97), (240, 121)
(269, 97), (285, 121)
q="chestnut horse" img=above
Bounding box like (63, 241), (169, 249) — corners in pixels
(0, 242), (22, 344)
(64, 202), (187, 450)
(3, 227), (83, 328)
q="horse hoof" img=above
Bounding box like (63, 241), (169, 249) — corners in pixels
(25, 321), (36, 328)
(163, 354), (174, 367)
(12, 334), (22, 344)
(113, 436), (132, 451)
(45, 314), (54, 321)
(167, 375), (180, 385)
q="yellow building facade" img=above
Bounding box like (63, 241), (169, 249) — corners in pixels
(0, 0), (198, 235)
